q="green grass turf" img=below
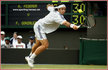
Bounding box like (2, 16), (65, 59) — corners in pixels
(1, 64), (107, 69)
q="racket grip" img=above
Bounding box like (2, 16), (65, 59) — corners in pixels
(77, 25), (81, 28)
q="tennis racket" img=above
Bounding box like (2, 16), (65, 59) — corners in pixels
(79, 15), (96, 28)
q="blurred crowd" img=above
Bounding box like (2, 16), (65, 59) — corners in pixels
(1, 31), (35, 49)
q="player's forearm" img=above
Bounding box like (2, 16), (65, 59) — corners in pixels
(62, 21), (79, 30)
(62, 21), (71, 28)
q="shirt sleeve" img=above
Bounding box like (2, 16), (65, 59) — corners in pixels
(54, 15), (66, 25)
(47, 6), (55, 12)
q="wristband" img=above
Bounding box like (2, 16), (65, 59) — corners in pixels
(70, 24), (75, 28)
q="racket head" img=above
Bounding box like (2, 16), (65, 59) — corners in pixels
(81, 15), (96, 28)
(86, 15), (96, 28)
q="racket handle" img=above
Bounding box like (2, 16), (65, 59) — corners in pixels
(77, 25), (81, 28)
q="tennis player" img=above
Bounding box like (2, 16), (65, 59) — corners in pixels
(25, 4), (80, 67)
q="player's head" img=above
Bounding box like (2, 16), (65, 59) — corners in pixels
(55, 3), (66, 15)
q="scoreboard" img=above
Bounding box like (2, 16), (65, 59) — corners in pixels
(8, 3), (48, 26)
(1, 1), (87, 28)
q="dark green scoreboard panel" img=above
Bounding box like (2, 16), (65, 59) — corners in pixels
(1, 1), (87, 28)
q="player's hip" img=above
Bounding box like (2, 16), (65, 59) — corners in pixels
(33, 24), (47, 40)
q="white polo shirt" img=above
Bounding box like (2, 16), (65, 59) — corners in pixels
(34, 6), (66, 34)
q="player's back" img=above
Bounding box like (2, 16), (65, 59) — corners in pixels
(40, 11), (58, 25)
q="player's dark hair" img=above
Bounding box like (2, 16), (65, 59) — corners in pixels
(53, 3), (63, 11)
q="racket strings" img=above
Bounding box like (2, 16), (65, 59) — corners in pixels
(87, 15), (96, 28)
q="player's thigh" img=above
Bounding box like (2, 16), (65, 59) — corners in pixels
(35, 38), (41, 46)
(34, 24), (48, 47)
(32, 38), (41, 50)
(39, 39), (49, 48)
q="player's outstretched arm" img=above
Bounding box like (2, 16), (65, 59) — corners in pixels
(62, 21), (78, 30)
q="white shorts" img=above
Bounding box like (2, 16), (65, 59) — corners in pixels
(33, 23), (47, 40)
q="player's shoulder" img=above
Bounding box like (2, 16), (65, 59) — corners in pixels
(55, 11), (64, 18)
(47, 11), (57, 17)
(51, 11), (60, 16)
